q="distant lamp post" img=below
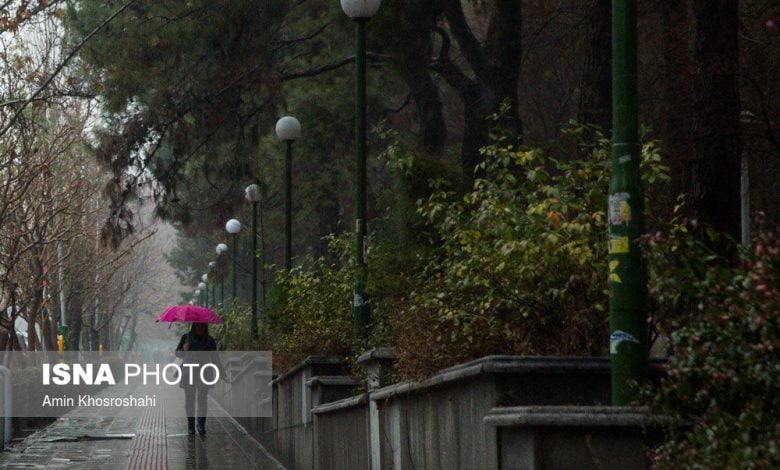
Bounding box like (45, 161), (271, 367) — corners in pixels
(342, 0), (381, 337)
(208, 261), (218, 309)
(194, 289), (201, 306)
(198, 282), (206, 306)
(201, 274), (209, 307)
(216, 244), (228, 307)
(275, 116), (301, 272)
(245, 183), (262, 340)
(225, 219), (242, 305)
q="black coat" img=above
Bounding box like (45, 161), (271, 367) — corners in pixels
(175, 333), (221, 388)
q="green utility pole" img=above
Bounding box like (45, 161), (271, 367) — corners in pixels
(609, 0), (648, 405)
(251, 200), (259, 340)
(353, 18), (369, 337)
(285, 141), (293, 272)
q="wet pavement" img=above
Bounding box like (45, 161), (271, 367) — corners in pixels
(0, 405), (284, 469)
(0, 313), (285, 469)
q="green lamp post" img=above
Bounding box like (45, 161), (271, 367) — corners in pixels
(201, 275), (209, 307)
(245, 184), (262, 340)
(341, 0), (381, 338)
(208, 261), (217, 309)
(198, 282), (206, 307)
(216, 244), (228, 307)
(225, 219), (242, 305)
(275, 116), (302, 272)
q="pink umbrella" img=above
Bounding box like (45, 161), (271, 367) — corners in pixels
(158, 305), (224, 324)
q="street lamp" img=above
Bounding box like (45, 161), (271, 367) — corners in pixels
(245, 183), (262, 341)
(216, 244), (228, 307)
(275, 116), (301, 272)
(194, 289), (201, 306)
(198, 282), (206, 306)
(342, 0), (381, 337)
(201, 274), (209, 307)
(225, 219), (242, 305)
(208, 261), (217, 309)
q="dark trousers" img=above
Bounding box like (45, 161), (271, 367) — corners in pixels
(184, 386), (209, 418)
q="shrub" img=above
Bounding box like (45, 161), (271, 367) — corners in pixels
(390, 121), (670, 378)
(267, 234), (355, 371)
(647, 223), (780, 468)
(212, 304), (257, 350)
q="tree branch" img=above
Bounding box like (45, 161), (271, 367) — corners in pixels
(280, 52), (386, 81)
(0, 0), (137, 139)
(441, 0), (493, 81)
(430, 26), (477, 96)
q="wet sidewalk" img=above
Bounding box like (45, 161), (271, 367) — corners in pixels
(0, 405), (284, 469)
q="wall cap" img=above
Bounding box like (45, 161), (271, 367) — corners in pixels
(370, 356), (610, 401)
(483, 406), (661, 427)
(356, 347), (395, 364)
(311, 394), (368, 415)
(272, 355), (348, 385)
(306, 375), (358, 388)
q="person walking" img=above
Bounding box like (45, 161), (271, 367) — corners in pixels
(175, 323), (220, 436)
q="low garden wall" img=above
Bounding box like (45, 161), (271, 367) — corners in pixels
(247, 352), (659, 470)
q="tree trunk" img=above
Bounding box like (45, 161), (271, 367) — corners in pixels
(661, 0), (694, 199)
(410, 70), (448, 156)
(67, 282), (83, 350)
(126, 314), (138, 352)
(440, 0), (523, 180)
(579, 0), (612, 131)
(689, 0), (742, 244)
(460, 84), (493, 180)
(41, 307), (55, 351)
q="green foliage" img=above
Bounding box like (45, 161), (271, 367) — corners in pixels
(390, 118), (670, 378)
(645, 198), (736, 340)
(266, 234), (355, 371)
(211, 303), (257, 351)
(647, 224), (780, 468)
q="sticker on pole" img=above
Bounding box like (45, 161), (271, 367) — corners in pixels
(610, 330), (640, 354)
(608, 192), (631, 226)
(609, 260), (621, 283)
(609, 236), (630, 254)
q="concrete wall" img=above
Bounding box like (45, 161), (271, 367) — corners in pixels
(248, 355), (658, 470)
(312, 396), (369, 470)
(367, 356), (613, 470)
(241, 356), (352, 470)
(485, 406), (657, 470)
